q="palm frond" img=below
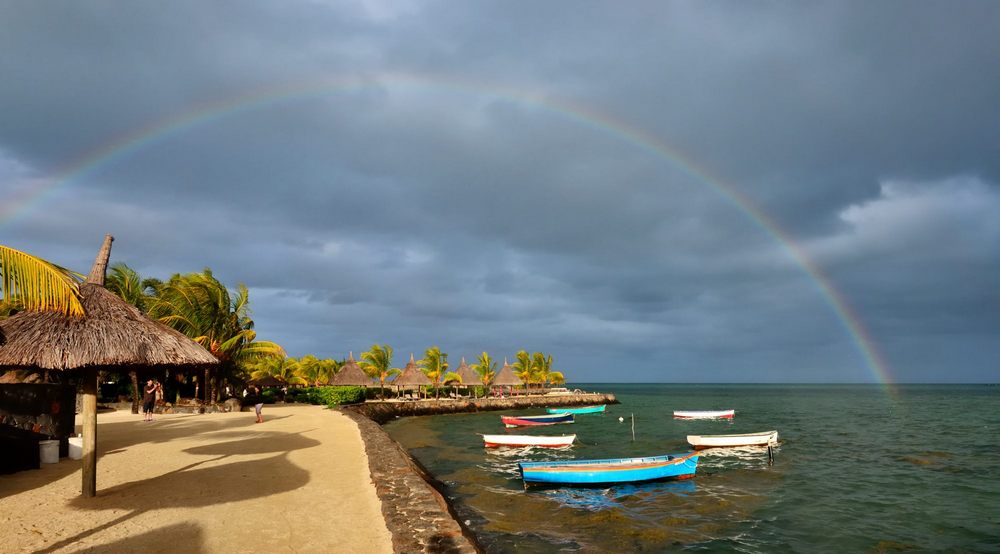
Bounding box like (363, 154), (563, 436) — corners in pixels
(0, 245), (84, 317)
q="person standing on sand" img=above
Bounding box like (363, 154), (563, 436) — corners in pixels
(250, 385), (264, 423)
(142, 379), (160, 422)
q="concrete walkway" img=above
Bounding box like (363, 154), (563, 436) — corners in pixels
(0, 405), (392, 553)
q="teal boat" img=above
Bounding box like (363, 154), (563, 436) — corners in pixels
(546, 404), (606, 415)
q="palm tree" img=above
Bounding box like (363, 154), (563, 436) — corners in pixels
(249, 356), (306, 386)
(105, 262), (160, 312)
(472, 351), (497, 398)
(420, 346), (459, 399)
(147, 269), (284, 402)
(531, 352), (552, 391)
(1, 244), (83, 317)
(513, 350), (537, 393)
(296, 354), (334, 387)
(360, 344), (400, 399)
(321, 358), (342, 381)
(533, 352), (564, 388)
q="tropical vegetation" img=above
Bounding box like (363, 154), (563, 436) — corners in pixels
(3, 243), (572, 402)
(419, 345), (461, 399)
(512, 349), (566, 390)
(0, 244), (84, 317)
(360, 344), (400, 399)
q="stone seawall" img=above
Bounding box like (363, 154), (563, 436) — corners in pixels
(346, 392), (618, 424)
(343, 391), (617, 552)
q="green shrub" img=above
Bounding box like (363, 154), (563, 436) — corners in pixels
(261, 389), (278, 404)
(283, 386), (366, 406)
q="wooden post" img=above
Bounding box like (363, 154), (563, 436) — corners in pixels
(81, 367), (98, 497)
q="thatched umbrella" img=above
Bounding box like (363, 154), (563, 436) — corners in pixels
(493, 358), (523, 395)
(0, 234), (218, 497)
(454, 357), (481, 397)
(392, 353), (431, 398)
(249, 375), (286, 388)
(327, 352), (371, 386)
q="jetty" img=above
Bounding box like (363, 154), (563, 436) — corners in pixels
(346, 391), (617, 424)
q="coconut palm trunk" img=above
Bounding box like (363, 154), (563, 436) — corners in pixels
(130, 370), (140, 414)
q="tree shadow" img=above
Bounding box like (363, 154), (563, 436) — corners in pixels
(77, 521), (206, 553)
(81, 413), (294, 453)
(0, 457), (81, 499)
(36, 431), (318, 553)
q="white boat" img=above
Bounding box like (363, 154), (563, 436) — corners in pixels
(673, 409), (735, 419)
(686, 430), (778, 449)
(482, 434), (576, 448)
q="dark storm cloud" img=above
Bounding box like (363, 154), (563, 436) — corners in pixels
(2, 1), (998, 382)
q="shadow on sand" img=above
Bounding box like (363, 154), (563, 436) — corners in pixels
(36, 429), (319, 553)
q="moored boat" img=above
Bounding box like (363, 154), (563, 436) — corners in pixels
(482, 434), (577, 448)
(673, 409), (735, 419)
(501, 413), (574, 427)
(545, 404), (606, 415)
(518, 451), (699, 486)
(686, 430), (778, 449)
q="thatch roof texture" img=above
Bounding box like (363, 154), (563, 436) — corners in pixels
(493, 358), (523, 386)
(0, 235), (218, 371)
(249, 375), (287, 388)
(392, 353), (431, 386)
(328, 352), (371, 386)
(454, 357), (481, 386)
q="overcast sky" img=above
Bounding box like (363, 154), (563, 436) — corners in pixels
(2, 1), (998, 383)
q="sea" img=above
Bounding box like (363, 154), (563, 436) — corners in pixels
(383, 384), (1000, 553)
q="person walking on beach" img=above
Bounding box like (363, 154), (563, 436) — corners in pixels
(142, 379), (161, 422)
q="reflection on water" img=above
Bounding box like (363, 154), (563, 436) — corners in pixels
(384, 385), (1000, 552)
(535, 480), (698, 511)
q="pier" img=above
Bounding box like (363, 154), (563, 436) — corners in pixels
(346, 391), (618, 424)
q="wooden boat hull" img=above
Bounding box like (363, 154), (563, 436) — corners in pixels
(483, 434), (576, 448)
(545, 404), (606, 414)
(501, 413), (574, 427)
(673, 409), (735, 419)
(687, 430), (778, 449)
(519, 451), (699, 486)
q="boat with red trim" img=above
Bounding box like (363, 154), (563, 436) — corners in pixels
(501, 413), (574, 427)
(482, 434), (576, 448)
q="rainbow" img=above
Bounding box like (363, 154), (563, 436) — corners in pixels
(0, 72), (894, 386)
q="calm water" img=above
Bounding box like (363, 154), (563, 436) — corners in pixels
(383, 384), (1000, 552)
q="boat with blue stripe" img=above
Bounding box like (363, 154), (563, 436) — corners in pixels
(501, 412), (575, 427)
(545, 404), (606, 414)
(518, 451), (699, 486)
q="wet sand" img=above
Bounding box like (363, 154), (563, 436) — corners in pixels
(0, 405), (392, 553)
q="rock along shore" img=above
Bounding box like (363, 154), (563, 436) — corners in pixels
(341, 392), (618, 553)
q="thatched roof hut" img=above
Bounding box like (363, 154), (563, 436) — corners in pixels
(328, 352), (370, 386)
(0, 234), (218, 497)
(0, 283), (219, 371)
(493, 358), (523, 386)
(392, 353), (431, 386)
(249, 375), (286, 388)
(454, 357), (481, 386)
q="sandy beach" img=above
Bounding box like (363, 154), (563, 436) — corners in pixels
(0, 405), (392, 553)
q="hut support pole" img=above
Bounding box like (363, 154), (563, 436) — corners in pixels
(81, 367), (98, 497)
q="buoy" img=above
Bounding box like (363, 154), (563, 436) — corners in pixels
(618, 416), (624, 423)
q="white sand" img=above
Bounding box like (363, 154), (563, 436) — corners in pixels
(0, 405), (392, 553)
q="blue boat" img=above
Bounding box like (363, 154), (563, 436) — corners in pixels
(518, 451), (699, 486)
(545, 404), (606, 414)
